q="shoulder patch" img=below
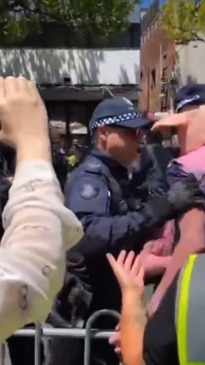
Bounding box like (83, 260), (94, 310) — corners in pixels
(80, 184), (100, 199)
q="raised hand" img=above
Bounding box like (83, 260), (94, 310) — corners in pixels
(106, 250), (144, 297)
(0, 77), (48, 149)
(0, 76), (50, 164)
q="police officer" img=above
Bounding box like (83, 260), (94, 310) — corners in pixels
(47, 97), (204, 365)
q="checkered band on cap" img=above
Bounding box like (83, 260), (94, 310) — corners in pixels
(175, 95), (200, 113)
(91, 111), (143, 129)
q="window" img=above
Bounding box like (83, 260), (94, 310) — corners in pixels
(10, 21), (141, 49)
(162, 55), (167, 68)
(109, 23), (140, 48)
(129, 23), (141, 48)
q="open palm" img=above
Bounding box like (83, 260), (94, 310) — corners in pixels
(106, 250), (144, 296)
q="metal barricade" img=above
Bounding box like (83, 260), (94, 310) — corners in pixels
(0, 310), (120, 365)
(84, 309), (120, 365)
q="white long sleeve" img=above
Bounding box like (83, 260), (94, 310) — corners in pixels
(0, 161), (83, 343)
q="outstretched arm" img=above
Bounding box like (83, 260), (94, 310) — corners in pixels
(107, 251), (147, 365)
(121, 289), (146, 365)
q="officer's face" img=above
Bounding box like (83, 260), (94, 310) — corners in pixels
(100, 126), (140, 165)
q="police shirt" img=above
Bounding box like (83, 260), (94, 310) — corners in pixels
(63, 148), (178, 313)
(65, 148), (174, 261)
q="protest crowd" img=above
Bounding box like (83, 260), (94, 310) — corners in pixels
(0, 75), (205, 365)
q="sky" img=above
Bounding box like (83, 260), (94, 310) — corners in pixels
(140, 0), (165, 8)
(141, 0), (154, 7)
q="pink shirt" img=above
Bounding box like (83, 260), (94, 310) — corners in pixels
(178, 145), (205, 184)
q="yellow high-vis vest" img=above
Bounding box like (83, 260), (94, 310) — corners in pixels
(176, 254), (205, 365)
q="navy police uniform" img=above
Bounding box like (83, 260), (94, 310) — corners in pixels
(47, 97), (204, 365)
(132, 142), (172, 198)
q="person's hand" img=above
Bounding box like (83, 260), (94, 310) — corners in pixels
(152, 105), (205, 154)
(139, 251), (171, 277)
(0, 77), (48, 155)
(106, 250), (144, 297)
(109, 324), (121, 356)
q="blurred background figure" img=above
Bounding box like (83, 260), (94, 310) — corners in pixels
(49, 121), (69, 191)
(66, 122), (89, 183)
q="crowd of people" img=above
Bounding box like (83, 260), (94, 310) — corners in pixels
(0, 77), (204, 365)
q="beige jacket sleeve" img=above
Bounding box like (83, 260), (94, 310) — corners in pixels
(0, 161), (83, 343)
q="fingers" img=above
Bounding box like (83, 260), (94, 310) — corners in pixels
(106, 252), (125, 284)
(151, 113), (187, 131)
(131, 255), (140, 275)
(131, 255), (144, 282)
(17, 76), (30, 92)
(0, 77), (38, 99)
(109, 331), (121, 356)
(109, 332), (119, 345)
(138, 266), (145, 282)
(107, 251), (143, 281)
(107, 250), (127, 271)
(27, 80), (41, 100)
(117, 250), (126, 265)
(0, 76), (31, 99)
(124, 250), (135, 271)
(114, 347), (122, 356)
(106, 253), (117, 273)
(107, 250), (137, 273)
(4, 76), (19, 95)
(0, 78), (5, 99)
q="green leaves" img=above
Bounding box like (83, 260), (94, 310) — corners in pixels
(161, 0), (205, 43)
(0, 0), (140, 43)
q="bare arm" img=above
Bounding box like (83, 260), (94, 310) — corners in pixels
(121, 290), (147, 365)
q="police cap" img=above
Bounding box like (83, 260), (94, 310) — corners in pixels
(175, 84), (205, 113)
(89, 98), (153, 133)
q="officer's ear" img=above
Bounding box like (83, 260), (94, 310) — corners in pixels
(98, 125), (108, 142)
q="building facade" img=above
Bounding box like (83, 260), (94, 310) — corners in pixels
(175, 38), (205, 86)
(139, 0), (175, 112)
(0, 2), (141, 131)
(0, 3), (141, 87)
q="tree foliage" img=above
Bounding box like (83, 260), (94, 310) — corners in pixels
(161, 0), (205, 43)
(0, 0), (139, 44)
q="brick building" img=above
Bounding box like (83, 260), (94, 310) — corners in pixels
(139, 0), (175, 112)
